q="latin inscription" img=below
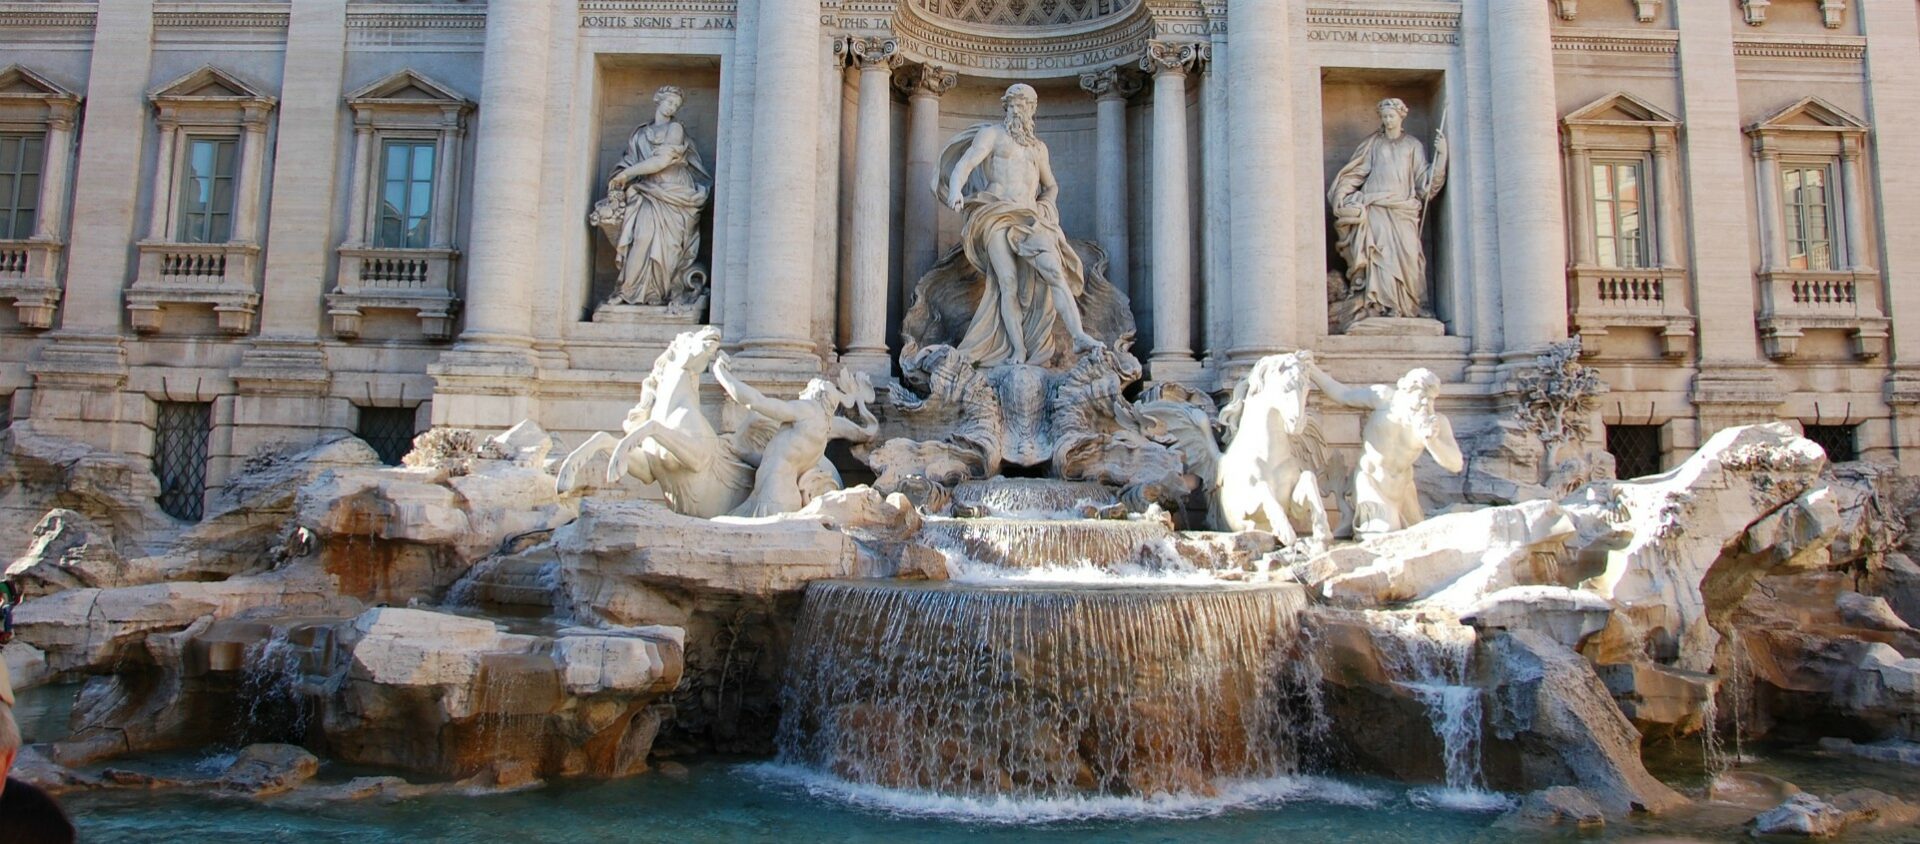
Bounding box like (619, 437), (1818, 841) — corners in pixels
(580, 15), (735, 30)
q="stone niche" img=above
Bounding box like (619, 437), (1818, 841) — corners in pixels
(587, 56), (722, 324)
(1319, 68), (1450, 336)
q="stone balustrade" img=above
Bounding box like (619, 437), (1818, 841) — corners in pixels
(126, 240), (263, 335)
(1756, 268), (1889, 360)
(327, 246), (462, 341)
(0, 238), (62, 328)
(1567, 266), (1694, 358)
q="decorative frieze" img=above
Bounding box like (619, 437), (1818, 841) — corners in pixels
(892, 0), (1155, 77)
(153, 12), (289, 30)
(0, 9), (94, 30)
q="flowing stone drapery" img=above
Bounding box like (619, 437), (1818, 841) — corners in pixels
(1079, 65), (1139, 315)
(898, 64), (955, 322)
(841, 37), (900, 378)
(1224, 1), (1295, 367)
(1487, 0), (1567, 358)
(592, 87), (712, 308)
(1142, 41), (1204, 383)
(737, 1), (822, 368)
(1327, 98), (1447, 330)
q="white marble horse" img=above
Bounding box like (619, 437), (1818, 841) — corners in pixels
(555, 327), (754, 518)
(1217, 351), (1333, 548)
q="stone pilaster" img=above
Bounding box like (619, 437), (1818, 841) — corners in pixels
(232, 0), (352, 461)
(1141, 41), (1205, 384)
(428, 0), (552, 429)
(735, 0), (822, 372)
(1224, 1), (1295, 369)
(1862, 0), (1920, 470)
(27, 0), (154, 451)
(898, 64), (956, 302)
(839, 36), (900, 379)
(1486, 0), (1568, 361)
(1674, 0), (1782, 439)
(1079, 65), (1141, 309)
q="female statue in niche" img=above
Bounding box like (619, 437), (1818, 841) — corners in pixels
(1327, 97), (1447, 330)
(591, 85), (712, 308)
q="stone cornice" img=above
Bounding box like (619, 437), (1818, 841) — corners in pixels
(0, 4), (94, 29)
(578, 1), (738, 31)
(1552, 31), (1679, 56)
(154, 10), (291, 30)
(1732, 35), (1865, 61)
(350, 5), (488, 30)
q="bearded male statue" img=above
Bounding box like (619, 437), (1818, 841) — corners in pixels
(934, 83), (1105, 367)
(1306, 363), (1464, 537)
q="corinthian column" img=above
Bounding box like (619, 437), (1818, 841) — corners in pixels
(897, 63), (956, 300)
(1079, 65), (1140, 305)
(1487, 0), (1568, 358)
(1225, 2), (1294, 367)
(448, 0), (549, 358)
(736, 1), (822, 368)
(839, 36), (899, 379)
(1142, 41), (1205, 383)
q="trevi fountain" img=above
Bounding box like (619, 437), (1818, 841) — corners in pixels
(2, 0), (1920, 841)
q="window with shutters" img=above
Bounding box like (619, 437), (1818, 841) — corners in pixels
(178, 137), (238, 244)
(0, 65), (81, 329)
(0, 133), (42, 240)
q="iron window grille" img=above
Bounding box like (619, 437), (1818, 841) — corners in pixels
(154, 401), (212, 521)
(1803, 424), (1858, 463)
(357, 406), (418, 467)
(1606, 424), (1662, 480)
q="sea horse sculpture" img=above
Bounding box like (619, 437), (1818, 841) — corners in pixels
(555, 327), (753, 518)
(1217, 351), (1333, 548)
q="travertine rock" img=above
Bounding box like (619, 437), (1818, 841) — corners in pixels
(1494, 786), (1606, 830)
(1478, 629), (1688, 815)
(1577, 423), (1830, 674)
(1305, 499), (1574, 609)
(217, 744), (320, 796)
(1461, 586), (1612, 650)
(1753, 793), (1848, 837)
(1709, 770), (1802, 809)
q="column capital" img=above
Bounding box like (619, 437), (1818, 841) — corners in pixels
(894, 62), (957, 98)
(1140, 39), (1209, 77)
(1078, 65), (1143, 101)
(836, 35), (901, 71)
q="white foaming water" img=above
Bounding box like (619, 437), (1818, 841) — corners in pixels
(946, 553), (1224, 586)
(741, 762), (1385, 824)
(1364, 612), (1507, 806)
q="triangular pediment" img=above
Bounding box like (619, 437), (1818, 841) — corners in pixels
(0, 65), (79, 101)
(149, 65), (273, 103)
(1563, 92), (1679, 126)
(1750, 96), (1866, 132)
(346, 69), (470, 106)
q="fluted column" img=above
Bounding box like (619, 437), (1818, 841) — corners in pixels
(1142, 42), (1204, 383)
(839, 36), (899, 378)
(1225, 1), (1294, 366)
(897, 63), (955, 300)
(31, 110), (74, 241)
(147, 121), (180, 240)
(1653, 137), (1680, 267)
(1487, 0), (1568, 358)
(736, 0), (821, 367)
(1839, 139), (1870, 270)
(449, 0), (549, 356)
(232, 106), (271, 244)
(1754, 146), (1785, 271)
(1079, 65), (1140, 303)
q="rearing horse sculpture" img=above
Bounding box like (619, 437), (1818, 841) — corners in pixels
(1217, 351), (1333, 548)
(555, 327), (754, 518)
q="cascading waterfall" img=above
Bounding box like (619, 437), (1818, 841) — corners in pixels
(236, 630), (310, 746)
(777, 579), (1313, 800)
(950, 477), (1120, 516)
(918, 517), (1190, 577)
(1362, 612), (1503, 809)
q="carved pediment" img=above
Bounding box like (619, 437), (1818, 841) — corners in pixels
(347, 69), (471, 106)
(1750, 96), (1866, 133)
(0, 65), (79, 102)
(149, 65), (275, 104)
(1563, 91), (1679, 127)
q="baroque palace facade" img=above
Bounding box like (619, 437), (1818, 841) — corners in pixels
(0, 0), (1917, 517)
